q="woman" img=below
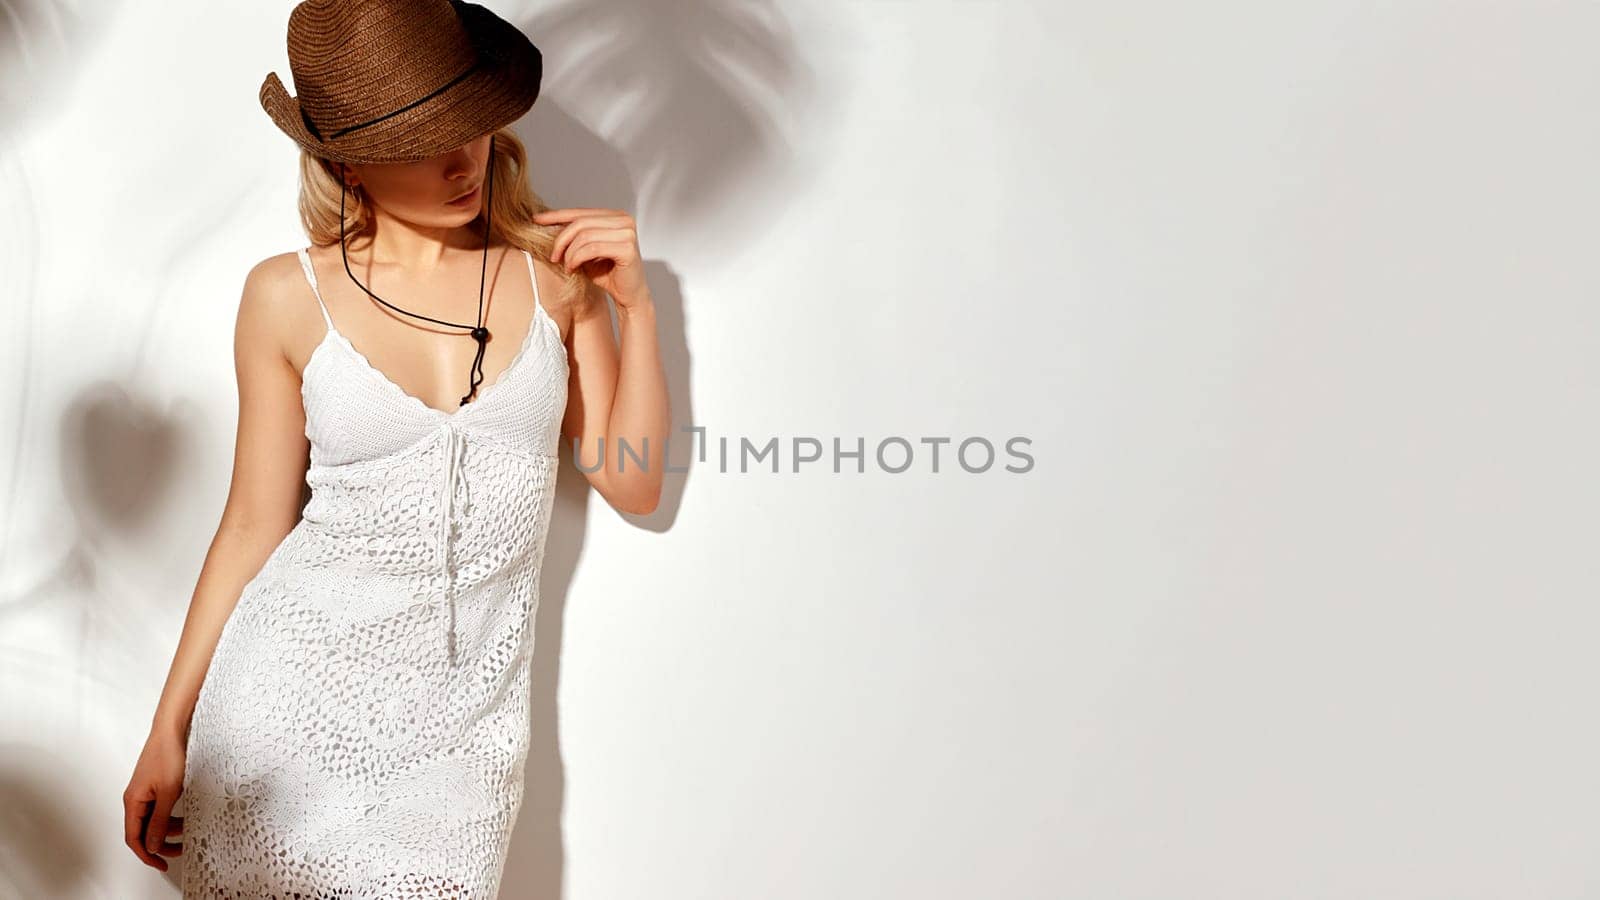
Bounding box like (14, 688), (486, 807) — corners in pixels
(120, 1), (669, 895)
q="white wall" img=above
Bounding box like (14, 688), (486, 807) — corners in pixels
(2, 1), (1595, 898)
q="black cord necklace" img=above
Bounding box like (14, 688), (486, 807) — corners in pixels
(335, 135), (497, 408)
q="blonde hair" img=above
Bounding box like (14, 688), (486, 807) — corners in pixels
(295, 127), (588, 309)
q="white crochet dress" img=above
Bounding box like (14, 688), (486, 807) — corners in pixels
(180, 246), (567, 898)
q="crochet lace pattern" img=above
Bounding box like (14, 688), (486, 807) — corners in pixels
(180, 246), (567, 898)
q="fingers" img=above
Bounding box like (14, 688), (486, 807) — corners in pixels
(558, 232), (635, 273)
(551, 224), (636, 269)
(533, 207), (624, 223)
(563, 240), (634, 276)
(549, 220), (633, 266)
(155, 815), (186, 857)
(145, 788), (178, 855)
(123, 789), (167, 871)
(537, 210), (635, 266)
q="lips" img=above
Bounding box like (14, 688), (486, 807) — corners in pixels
(448, 184), (481, 204)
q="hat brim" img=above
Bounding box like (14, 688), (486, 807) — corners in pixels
(260, 2), (541, 165)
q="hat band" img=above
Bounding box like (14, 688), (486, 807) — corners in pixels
(301, 57), (483, 143)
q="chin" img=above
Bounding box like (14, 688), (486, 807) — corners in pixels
(441, 204), (482, 223)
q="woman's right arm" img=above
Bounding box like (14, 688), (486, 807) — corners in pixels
(122, 255), (314, 871)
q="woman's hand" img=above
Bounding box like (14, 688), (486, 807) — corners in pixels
(123, 729), (187, 871)
(536, 207), (652, 310)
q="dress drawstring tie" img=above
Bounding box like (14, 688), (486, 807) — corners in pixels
(438, 421), (466, 666)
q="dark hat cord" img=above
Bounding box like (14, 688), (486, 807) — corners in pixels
(334, 134), (497, 408)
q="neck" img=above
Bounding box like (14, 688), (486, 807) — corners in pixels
(344, 215), (490, 276)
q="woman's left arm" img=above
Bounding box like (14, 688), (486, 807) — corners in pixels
(538, 207), (669, 515)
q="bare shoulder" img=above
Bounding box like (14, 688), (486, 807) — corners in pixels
(525, 250), (582, 344)
(235, 250), (322, 371)
(244, 249), (313, 298)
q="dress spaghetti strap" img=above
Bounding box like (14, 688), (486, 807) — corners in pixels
(519, 248), (545, 318)
(296, 247), (335, 332)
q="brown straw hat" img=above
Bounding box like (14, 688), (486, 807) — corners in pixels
(259, 0), (542, 165)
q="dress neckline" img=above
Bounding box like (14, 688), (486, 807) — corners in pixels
(320, 306), (549, 421)
(297, 245), (554, 421)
